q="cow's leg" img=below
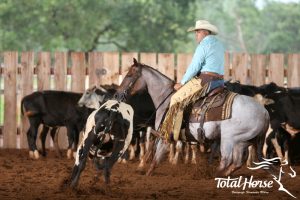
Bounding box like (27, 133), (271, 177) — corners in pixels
(70, 131), (95, 188)
(199, 144), (205, 153)
(184, 143), (190, 164)
(145, 126), (151, 151)
(103, 140), (124, 184)
(73, 128), (80, 159)
(271, 137), (284, 161)
(129, 144), (135, 161)
(50, 127), (62, 157)
(139, 130), (146, 160)
(172, 141), (183, 165)
(263, 125), (273, 158)
(27, 117), (41, 159)
(283, 139), (289, 163)
(137, 130), (151, 170)
(168, 141), (175, 163)
(139, 142), (145, 160)
(191, 143), (198, 164)
(40, 125), (50, 157)
(66, 125), (76, 159)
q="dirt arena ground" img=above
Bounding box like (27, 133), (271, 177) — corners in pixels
(0, 149), (299, 200)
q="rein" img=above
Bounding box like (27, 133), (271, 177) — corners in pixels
(117, 63), (174, 131)
(133, 89), (174, 131)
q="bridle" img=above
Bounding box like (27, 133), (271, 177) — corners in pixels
(117, 64), (175, 130)
(114, 65), (142, 101)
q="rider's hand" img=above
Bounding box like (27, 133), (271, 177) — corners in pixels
(174, 83), (182, 91)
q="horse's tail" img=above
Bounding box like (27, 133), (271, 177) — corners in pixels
(257, 111), (270, 162)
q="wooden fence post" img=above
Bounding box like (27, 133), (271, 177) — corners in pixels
(88, 52), (103, 87)
(37, 52), (51, 91)
(157, 53), (175, 80)
(224, 52), (231, 80)
(268, 53), (285, 86)
(287, 54), (300, 87)
(121, 52), (138, 84)
(54, 52), (68, 149)
(140, 53), (157, 69)
(20, 52), (35, 149)
(231, 53), (249, 84)
(176, 53), (192, 83)
(102, 52), (120, 85)
(71, 52), (86, 93)
(3, 52), (17, 148)
(54, 52), (67, 91)
(250, 54), (267, 86)
(36, 52), (52, 148)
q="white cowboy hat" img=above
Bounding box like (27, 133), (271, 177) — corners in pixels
(187, 20), (218, 35)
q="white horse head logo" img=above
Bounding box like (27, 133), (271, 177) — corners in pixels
(248, 157), (297, 199)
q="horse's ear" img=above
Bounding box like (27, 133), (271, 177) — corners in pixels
(133, 58), (138, 65)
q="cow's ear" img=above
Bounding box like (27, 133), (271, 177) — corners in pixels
(133, 58), (138, 65)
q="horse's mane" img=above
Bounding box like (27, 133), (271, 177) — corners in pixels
(139, 63), (175, 83)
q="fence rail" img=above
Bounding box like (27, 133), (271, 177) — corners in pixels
(0, 51), (299, 149)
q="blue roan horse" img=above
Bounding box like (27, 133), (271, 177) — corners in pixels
(117, 58), (270, 176)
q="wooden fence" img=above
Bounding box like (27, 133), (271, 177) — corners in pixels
(0, 51), (299, 149)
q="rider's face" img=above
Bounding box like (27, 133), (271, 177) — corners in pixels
(195, 29), (209, 43)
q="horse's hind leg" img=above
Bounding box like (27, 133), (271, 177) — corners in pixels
(224, 143), (249, 176)
(216, 141), (233, 177)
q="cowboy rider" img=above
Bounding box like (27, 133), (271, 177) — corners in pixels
(160, 20), (225, 141)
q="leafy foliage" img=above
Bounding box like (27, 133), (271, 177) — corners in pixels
(0, 0), (299, 53)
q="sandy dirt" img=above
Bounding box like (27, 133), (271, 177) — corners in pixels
(0, 149), (299, 200)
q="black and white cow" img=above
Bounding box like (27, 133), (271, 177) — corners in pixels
(78, 85), (155, 163)
(21, 91), (93, 159)
(70, 100), (133, 187)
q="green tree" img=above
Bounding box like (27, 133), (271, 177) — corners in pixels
(0, 0), (195, 52)
(260, 1), (300, 53)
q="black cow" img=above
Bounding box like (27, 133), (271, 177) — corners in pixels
(226, 81), (300, 163)
(70, 100), (134, 187)
(262, 90), (300, 163)
(21, 91), (93, 159)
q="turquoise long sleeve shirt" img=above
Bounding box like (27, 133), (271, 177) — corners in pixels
(180, 35), (225, 85)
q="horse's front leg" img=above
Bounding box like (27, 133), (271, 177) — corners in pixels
(146, 138), (169, 176)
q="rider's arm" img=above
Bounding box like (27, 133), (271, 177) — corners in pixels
(180, 43), (206, 85)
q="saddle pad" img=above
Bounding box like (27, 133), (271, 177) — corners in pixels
(190, 90), (238, 122)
